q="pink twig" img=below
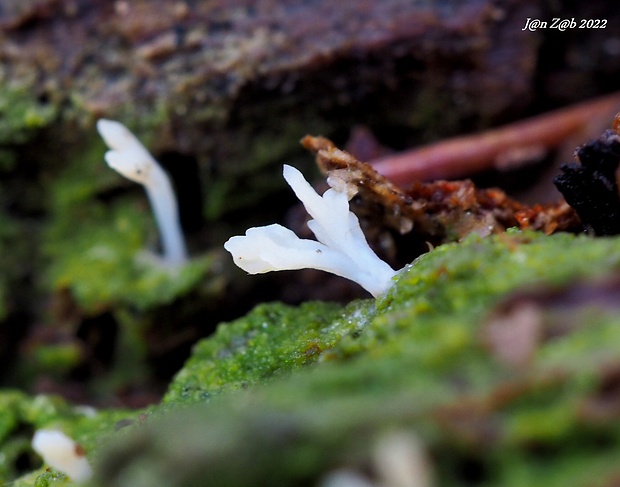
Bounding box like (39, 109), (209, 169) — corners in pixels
(371, 93), (620, 185)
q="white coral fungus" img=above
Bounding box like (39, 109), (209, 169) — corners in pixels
(224, 165), (397, 297)
(32, 429), (93, 483)
(97, 119), (188, 265)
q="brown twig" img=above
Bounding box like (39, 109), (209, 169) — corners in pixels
(371, 93), (620, 185)
(302, 135), (582, 249)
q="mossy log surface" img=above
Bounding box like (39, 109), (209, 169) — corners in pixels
(2, 231), (620, 486)
(0, 1), (620, 486)
(0, 0), (551, 404)
(0, 0), (545, 224)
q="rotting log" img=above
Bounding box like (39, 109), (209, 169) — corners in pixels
(0, 0), (541, 165)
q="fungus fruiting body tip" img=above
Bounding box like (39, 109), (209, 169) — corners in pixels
(225, 165), (398, 297)
(97, 119), (188, 265)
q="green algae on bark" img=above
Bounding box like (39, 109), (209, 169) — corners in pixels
(0, 1), (541, 167)
(93, 231), (620, 487)
(0, 85), (57, 171)
(166, 231), (620, 405)
(165, 299), (373, 403)
(44, 197), (217, 312)
(97, 231), (620, 487)
(0, 390), (133, 487)
(6, 230), (620, 486)
(18, 135), (226, 396)
(42, 132), (222, 312)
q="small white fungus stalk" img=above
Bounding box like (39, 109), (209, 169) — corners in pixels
(97, 119), (188, 265)
(224, 165), (397, 297)
(32, 429), (93, 483)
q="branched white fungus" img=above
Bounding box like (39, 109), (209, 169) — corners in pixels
(224, 165), (397, 297)
(97, 119), (188, 265)
(32, 429), (93, 483)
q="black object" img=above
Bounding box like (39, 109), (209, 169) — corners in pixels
(554, 130), (620, 235)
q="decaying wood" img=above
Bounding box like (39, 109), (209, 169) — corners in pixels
(0, 0), (540, 159)
(554, 127), (620, 236)
(302, 135), (581, 251)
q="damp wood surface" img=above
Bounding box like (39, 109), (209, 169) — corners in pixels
(0, 1), (619, 486)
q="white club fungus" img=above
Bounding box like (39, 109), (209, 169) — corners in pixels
(32, 429), (93, 483)
(224, 165), (397, 297)
(97, 119), (188, 265)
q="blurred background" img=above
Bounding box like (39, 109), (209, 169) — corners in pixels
(0, 0), (618, 407)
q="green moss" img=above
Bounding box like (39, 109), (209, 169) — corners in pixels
(43, 140), (218, 313)
(165, 299), (372, 402)
(29, 132), (223, 395)
(0, 85), (56, 138)
(0, 390), (134, 486)
(0, 85), (57, 170)
(32, 343), (84, 375)
(355, 230), (620, 356)
(168, 231), (620, 406)
(99, 231), (620, 487)
(6, 231), (620, 486)
(44, 196), (216, 311)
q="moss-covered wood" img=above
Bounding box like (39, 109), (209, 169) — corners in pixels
(3, 231), (620, 486)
